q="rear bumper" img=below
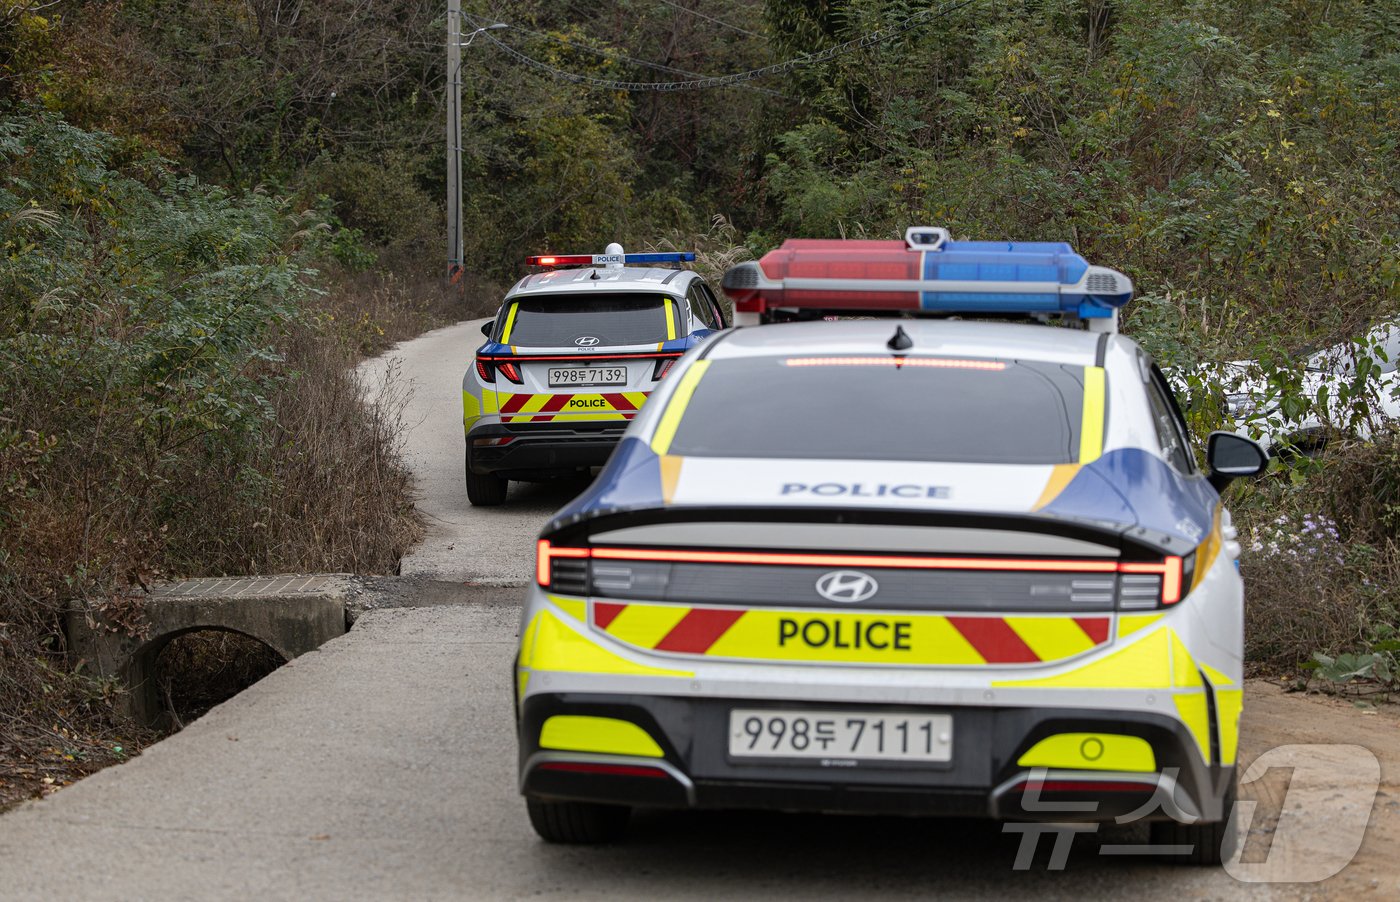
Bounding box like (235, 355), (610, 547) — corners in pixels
(517, 692), (1232, 822)
(467, 421), (628, 477)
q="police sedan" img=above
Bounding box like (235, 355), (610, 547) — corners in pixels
(513, 231), (1267, 865)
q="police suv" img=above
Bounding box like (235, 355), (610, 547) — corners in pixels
(463, 245), (726, 505)
(513, 228), (1268, 865)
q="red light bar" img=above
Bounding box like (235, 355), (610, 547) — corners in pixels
(784, 357), (1006, 371)
(526, 254), (595, 267)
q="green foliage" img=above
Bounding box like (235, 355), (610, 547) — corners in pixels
(0, 111), (322, 588)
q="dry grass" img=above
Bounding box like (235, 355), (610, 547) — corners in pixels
(1237, 435), (1400, 674)
(0, 259), (484, 808)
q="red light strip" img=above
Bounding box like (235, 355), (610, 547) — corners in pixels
(536, 540), (590, 586)
(1016, 780), (1152, 794)
(539, 542), (1184, 604)
(526, 254), (595, 266)
(589, 547), (1119, 572)
(1119, 556), (1183, 604)
(785, 357), (1007, 371)
(536, 762), (672, 780)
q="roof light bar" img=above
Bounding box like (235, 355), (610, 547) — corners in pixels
(526, 252), (696, 267)
(721, 227), (1134, 333)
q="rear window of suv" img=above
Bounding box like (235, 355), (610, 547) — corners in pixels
(503, 294), (670, 348)
(667, 355), (1089, 465)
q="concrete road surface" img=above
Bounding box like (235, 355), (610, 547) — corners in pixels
(356, 319), (589, 585)
(2, 320), (1396, 900)
(0, 601), (1292, 900)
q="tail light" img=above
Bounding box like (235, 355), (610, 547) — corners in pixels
(653, 358), (677, 380)
(536, 539), (590, 589)
(1117, 556), (1184, 608)
(536, 540), (1194, 610)
(475, 359), (524, 384)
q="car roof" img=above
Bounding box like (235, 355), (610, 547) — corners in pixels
(704, 319), (1104, 366)
(506, 266), (699, 299)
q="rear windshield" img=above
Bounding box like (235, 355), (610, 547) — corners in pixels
(504, 294), (670, 348)
(668, 356), (1088, 464)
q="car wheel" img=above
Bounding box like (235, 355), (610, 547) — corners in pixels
(1149, 782), (1238, 866)
(526, 799), (630, 844)
(465, 452), (509, 506)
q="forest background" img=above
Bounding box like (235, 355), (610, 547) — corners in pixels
(2, 0), (1398, 802)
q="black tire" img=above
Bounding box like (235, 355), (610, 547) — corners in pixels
(526, 799), (630, 844)
(465, 454), (508, 506)
(1149, 783), (1238, 866)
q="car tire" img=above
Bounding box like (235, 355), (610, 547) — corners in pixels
(465, 453), (509, 506)
(1149, 782), (1238, 866)
(526, 799), (630, 844)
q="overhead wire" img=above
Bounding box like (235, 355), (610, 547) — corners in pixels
(653, 0), (767, 40)
(459, 13), (786, 98)
(469, 0), (980, 94)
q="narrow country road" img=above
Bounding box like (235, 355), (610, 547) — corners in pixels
(356, 318), (588, 585)
(1, 321), (1397, 900)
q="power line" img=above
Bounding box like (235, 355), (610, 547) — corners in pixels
(654, 0), (767, 40)
(474, 0), (980, 94)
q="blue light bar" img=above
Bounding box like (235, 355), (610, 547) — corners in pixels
(622, 252), (695, 264)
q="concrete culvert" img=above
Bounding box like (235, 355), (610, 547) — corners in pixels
(153, 629), (286, 729)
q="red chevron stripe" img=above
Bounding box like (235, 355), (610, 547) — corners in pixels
(602, 393), (636, 411)
(946, 617), (1040, 664)
(1072, 617), (1110, 645)
(540, 394), (573, 412)
(500, 393), (531, 414)
(654, 607), (745, 654)
(593, 602), (627, 630)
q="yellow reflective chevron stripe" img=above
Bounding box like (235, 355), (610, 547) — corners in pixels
(651, 360), (710, 454)
(500, 303), (519, 342)
(519, 610), (692, 680)
(1004, 616), (1098, 661)
(589, 601), (1113, 666)
(540, 715), (664, 758)
(664, 298), (677, 340)
(604, 604), (691, 649)
(995, 627), (1172, 689)
(1079, 365), (1106, 463)
(1018, 733), (1156, 772)
(1117, 612), (1162, 639)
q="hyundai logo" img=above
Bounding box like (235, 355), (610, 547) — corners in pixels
(574, 336), (601, 347)
(815, 570), (879, 604)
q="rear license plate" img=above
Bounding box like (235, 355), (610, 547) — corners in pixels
(728, 709), (953, 762)
(548, 366), (627, 387)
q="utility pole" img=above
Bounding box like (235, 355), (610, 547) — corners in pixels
(446, 0), (463, 279)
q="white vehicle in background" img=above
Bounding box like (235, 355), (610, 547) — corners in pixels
(1177, 321), (1400, 452)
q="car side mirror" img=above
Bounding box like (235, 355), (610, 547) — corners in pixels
(1206, 431), (1268, 492)
(480, 321), (493, 338)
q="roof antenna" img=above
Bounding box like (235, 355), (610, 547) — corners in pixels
(888, 325), (913, 351)
(589, 269), (601, 280)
